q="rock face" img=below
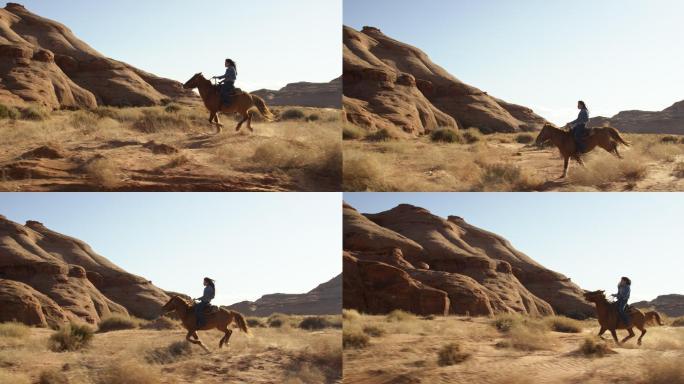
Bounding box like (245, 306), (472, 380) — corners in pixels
(0, 3), (196, 109)
(226, 274), (341, 316)
(343, 203), (593, 318)
(252, 77), (342, 108)
(633, 294), (684, 317)
(0, 216), (169, 327)
(588, 101), (684, 134)
(343, 26), (547, 137)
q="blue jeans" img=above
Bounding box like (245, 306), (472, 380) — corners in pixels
(573, 124), (587, 153)
(220, 81), (235, 104)
(617, 299), (630, 326)
(194, 301), (208, 327)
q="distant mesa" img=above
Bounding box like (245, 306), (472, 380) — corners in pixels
(226, 274), (341, 316)
(589, 100), (684, 134)
(343, 202), (594, 318)
(343, 25), (547, 137)
(252, 77), (342, 109)
(0, 2), (197, 109)
(633, 294), (684, 317)
(0, 215), (170, 327)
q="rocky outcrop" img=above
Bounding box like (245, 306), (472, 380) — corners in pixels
(343, 203), (593, 318)
(343, 26), (547, 137)
(633, 294), (684, 317)
(226, 274), (341, 316)
(0, 216), (169, 326)
(252, 77), (341, 108)
(588, 100), (684, 134)
(0, 3), (196, 109)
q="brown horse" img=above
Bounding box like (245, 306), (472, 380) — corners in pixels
(534, 123), (630, 178)
(584, 290), (648, 345)
(644, 310), (665, 326)
(183, 73), (275, 134)
(161, 296), (250, 352)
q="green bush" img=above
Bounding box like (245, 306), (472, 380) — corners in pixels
(0, 104), (20, 119)
(48, 323), (94, 352)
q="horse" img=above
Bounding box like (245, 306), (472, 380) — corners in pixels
(583, 290), (648, 345)
(534, 123), (630, 178)
(183, 73), (275, 134)
(644, 310), (665, 326)
(161, 296), (251, 352)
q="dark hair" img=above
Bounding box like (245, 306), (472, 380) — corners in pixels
(621, 276), (631, 286)
(203, 277), (215, 288)
(578, 100), (588, 110)
(225, 58), (236, 70)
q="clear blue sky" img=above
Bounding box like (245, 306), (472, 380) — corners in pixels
(0, 193), (341, 306)
(345, 192), (683, 302)
(344, 0), (684, 125)
(17, 0), (341, 90)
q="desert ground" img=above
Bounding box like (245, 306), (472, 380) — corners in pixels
(343, 128), (684, 192)
(343, 310), (684, 384)
(0, 104), (341, 192)
(0, 314), (341, 384)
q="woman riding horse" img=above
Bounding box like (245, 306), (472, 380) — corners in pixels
(611, 276), (632, 327)
(213, 58), (237, 104)
(194, 277), (215, 328)
(567, 100), (590, 153)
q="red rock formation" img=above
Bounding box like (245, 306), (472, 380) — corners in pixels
(343, 26), (547, 137)
(0, 3), (196, 109)
(633, 294), (684, 317)
(343, 203), (593, 318)
(0, 216), (169, 326)
(589, 100), (684, 134)
(226, 274), (341, 316)
(252, 77), (341, 108)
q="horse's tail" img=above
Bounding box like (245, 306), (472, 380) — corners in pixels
(252, 95), (275, 121)
(653, 311), (664, 326)
(233, 311), (252, 337)
(606, 127), (630, 146)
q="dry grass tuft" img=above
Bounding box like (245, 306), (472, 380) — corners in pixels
(246, 317), (267, 328)
(98, 315), (139, 333)
(476, 162), (542, 191)
(641, 357), (684, 383)
(0, 369), (31, 384)
(516, 133), (535, 144)
(366, 128), (395, 142)
(544, 316), (583, 333)
(132, 110), (190, 133)
(38, 369), (69, 384)
(578, 336), (614, 357)
(342, 309), (361, 321)
(279, 108), (306, 121)
(145, 340), (193, 365)
(343, 124), (365, 140)
(0, 103), (20, 119)
(95, 359), (160, 384)
(343, 327), (370, 349)
(139, 316), (179, 331)
(437, 342), (471, 366)
(385, 309), (416, 322)
(508, 325), (554, 351)
(673, 162), (684, 178)
(48, 323), (94, 352)
(430, 128), (460, 143)
(343, 152), (394, 191)
(0, 321), (31, 338)
(21, 105), (49, 121)
(83, 157), (121, 189)
(362, 325), (386, 337)
(671, 317), (684, 327)
(298, 316), (335, 331)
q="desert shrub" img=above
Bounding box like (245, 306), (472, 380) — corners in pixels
(91, 106), (138, 123)
(251, 142), (305, 170)
(461, 128), (482, 144)
(431, 128), (460, 143)
(299, 316), (334, 330)
(660, 135), (680, 144)
(280, 108), (306, 120)
(290, 338), (342, 383)
(508, 325), (554, 351)
(20, 105), (49, 121)
(0, 370), (30, 384)
(362, 325), (386, 337)
(673, 163), (684, 178)
(164, 154), (190, 169)
(477, 162), (540, 191)
(145, 340), (193, 364)
(366, 128), (394, 142)
(385, 309), (415, 322)
(268, 313), (290, 328)
(95, 360), (160, 384)
(132, 110), (190, 133)
(343, 154), (387, 191)
(342, 309), (361, 321)
(516, 133), (535, 144)
(48, 323), (94, 352)
(306, 113), (320, 122)
(98, 315), (138, 333)
(343, 124), (365, 140)
(38, 369), (69, 384)
(84, 157), (120, 189)
(69, 110), (100, 132)
(579, 337), (613, 357)
(343, 328), (369, 349)
(0, 104), (20, 119)
(642, 357), (684, 383)
(544, 316), (583, 333)
(437, 342), (471, 366)
(140, 316), (179, 330)
(671, 317), (684, 327)
(246, 317), (266, 328)
(164, 103), (181, 113)
(0, 321), (30, 338)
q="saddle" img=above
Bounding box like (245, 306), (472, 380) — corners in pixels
(195, 303), (220, 314)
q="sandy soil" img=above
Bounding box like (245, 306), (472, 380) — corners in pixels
(0, 106), (341, 192)
(343, 314), (684, 384)
(0, 321), (341, 384)
(343, 132), (684, 192)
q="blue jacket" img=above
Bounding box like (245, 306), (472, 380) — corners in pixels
(216, 67), (237, 83)
(616, 284), (630, 302)
(569, 108), (589, 128)
(199, 285), (215, 303)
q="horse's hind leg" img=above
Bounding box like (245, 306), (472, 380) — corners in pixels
(247, 111), (254, 132)
(560, 157), (570, 179)
(597, 327), (607, 339)
(637, 327), (646, 345)
(235, 113), (248, 132)
(620, 328), (635, 344)
(218, 326), (233, 349)
(609, 329), (620, 344)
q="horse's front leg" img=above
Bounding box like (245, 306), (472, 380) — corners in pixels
(597, 326), (606, 339)
(560, 156), (569, 179)
(190, 330), (210, 353)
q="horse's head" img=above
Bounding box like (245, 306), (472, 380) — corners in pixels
(583, 290), (607, 304)
(161, 295), (187, 313)
(534, 123), (555, 146)
(183, 72), (205, 89)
